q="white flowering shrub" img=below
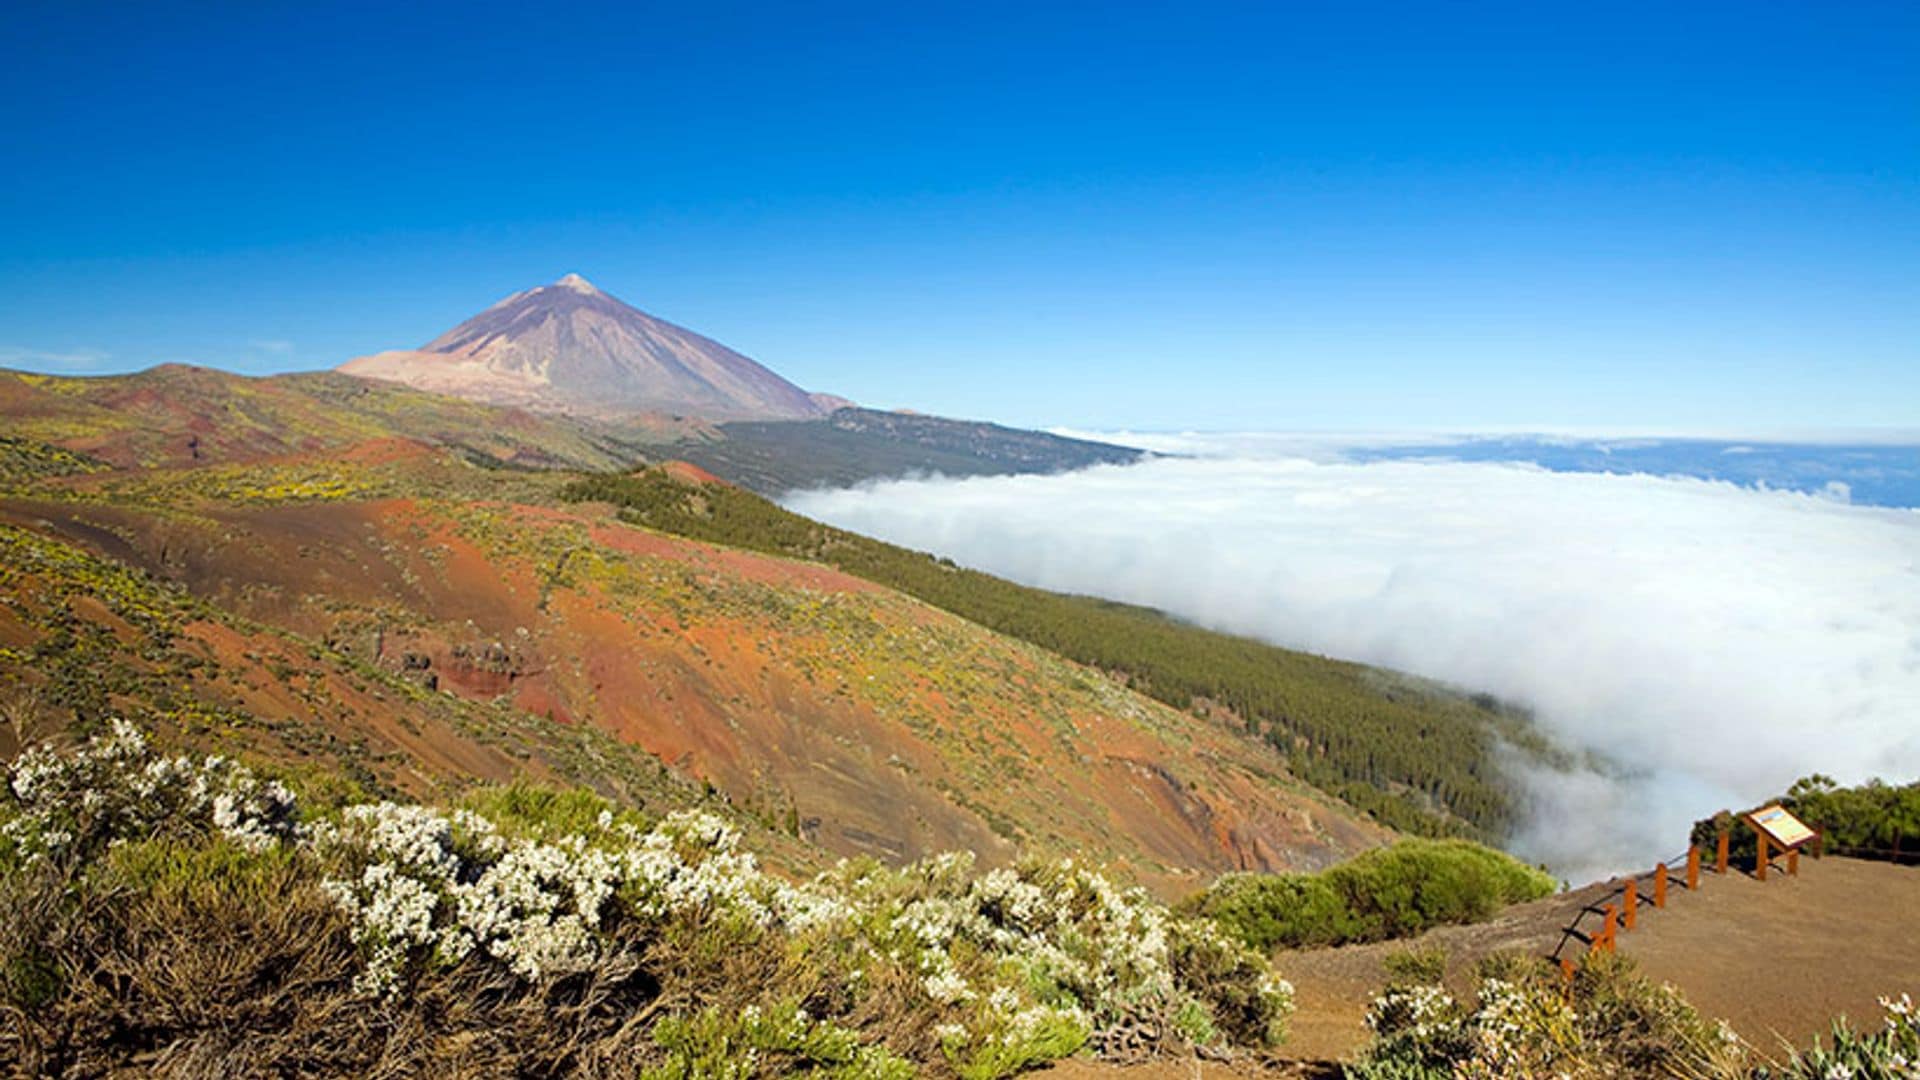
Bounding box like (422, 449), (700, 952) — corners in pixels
(1, 719), (299, 866)
(1352, 954), (1749, 1080)
(820, 851), (1294, 1072)
(1765, 993), (1920, 1080)
(2, 723), (1297, 1077)
(1356, 982), (1473, 1075)
(310, 802), (810, 994)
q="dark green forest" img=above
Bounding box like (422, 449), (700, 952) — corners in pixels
(563, 469), (1555, 839)
(1694, 775), (1920, 864)
(669, 407), (1144, 494)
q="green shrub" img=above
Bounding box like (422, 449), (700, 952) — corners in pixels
(97, 834), (303, 897)
(1383, 944), (1448, 987)
(1188, 872), (1361, 950)
(456, 781), (651, 842)
(1570, 952), (1736, 1077)
(943, 1004), (1090, 1080)
(1766, 993), (1919, 1080)
(1349, 953), (1742, 1080)
(1190, 839), (1556, 951)
(1167, 917), (1295, 1047)
(1328, 839), (1556, 942)
(645, 1001), (915, 1080)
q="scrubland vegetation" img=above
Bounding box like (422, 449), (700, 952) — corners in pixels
(1348, 949), (1920, 1080)
(0, 436), (110, 487)
(1, 723), (1291, 1077)
(1348, 950), (1748, 1079)
(563, 469), (1551, 840)
(4, 713), (1914, 1079)
(1183, 839), (1557, 951)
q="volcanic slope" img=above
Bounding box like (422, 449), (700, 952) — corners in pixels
(0, 365), (695, 472)
(0, 442), (1388, 893)
(563, 470), (1550, 840)
(341, 273), (826, 419)
(1, 364), (1147, 492)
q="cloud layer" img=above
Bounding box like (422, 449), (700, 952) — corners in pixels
(787, 447), (1920, 881)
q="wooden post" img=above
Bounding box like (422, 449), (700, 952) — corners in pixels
(1788, 847), (1799, 876)
(1686, 847), (1701, 890)
(1756, 833), (1769, 882)
(1624, 876), (1638, 930)
(1813, 828), (1824, 858)
(1654, 862), (1668, 908)
(1560, 956), (1576, 1001)
(1600, 904), (1618, 953)
(1716, 831), (1730, 875)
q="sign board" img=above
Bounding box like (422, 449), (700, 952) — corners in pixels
(1747, 804), (1816, 849)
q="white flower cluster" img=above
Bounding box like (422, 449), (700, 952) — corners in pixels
(321, 863), (442, 996)
(1459, 977), (1579, 1077)
(1363, 975), (1580, 1078)
(1365, 982), (1465, 1047)
(2, 723), (1297, 1060)
(1778, 993), (1920, 1080)
(868, 853), (1292, 1052)
(3, 719), (299, 863)
(313, 804), (837, 994)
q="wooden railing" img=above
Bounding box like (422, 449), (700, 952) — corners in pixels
(1555, 824), (1822, 995)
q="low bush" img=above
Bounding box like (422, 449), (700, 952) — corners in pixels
(1760, 993), (1919, 1080)
(1347, 952), (1744, 1080)
(1, 722), (1295, 1077)
(1382, 944), (1448, 987)
(1188, 838), (1557, 952)
(1350, 954), (1920, 1079)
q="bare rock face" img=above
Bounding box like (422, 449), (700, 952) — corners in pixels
(341, 274), (828, 420)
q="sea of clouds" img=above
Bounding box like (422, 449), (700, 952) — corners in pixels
(786, 436), (1920, 882)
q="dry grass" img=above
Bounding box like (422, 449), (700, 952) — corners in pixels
(0, 855), (835, 1077)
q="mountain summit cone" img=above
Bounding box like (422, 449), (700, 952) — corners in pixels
(341, 274), (828, 419)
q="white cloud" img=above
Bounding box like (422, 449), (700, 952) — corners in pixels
(1045, 428), (1471, 461)
(787, 447), (1920, 883)
(0, 345), (110, 371)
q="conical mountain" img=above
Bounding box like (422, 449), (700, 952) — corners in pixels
(341, 274), (828, 419)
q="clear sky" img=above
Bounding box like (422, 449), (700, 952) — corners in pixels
(2, 1), (1915, 431)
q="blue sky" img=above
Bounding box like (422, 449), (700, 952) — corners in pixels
(1, 1), (1915, 431)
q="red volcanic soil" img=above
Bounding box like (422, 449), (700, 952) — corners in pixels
(656, 459), (725, 486)
(334, 436), (443, 466)
(180, 619), (549, 793)
(0, 490), (1389, 892)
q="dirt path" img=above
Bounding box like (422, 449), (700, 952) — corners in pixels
(1040, 858), (1920, 1075)
(1608, 856), (1920, 1053)
(1272, 856), (1920, 1063)
(1272, 878), (1614, 1061)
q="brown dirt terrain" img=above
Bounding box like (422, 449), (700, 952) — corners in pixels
(0, 445), (1391, 895)
(1271, 855), (1920, 1064)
